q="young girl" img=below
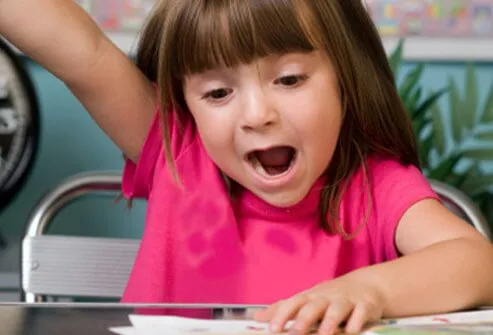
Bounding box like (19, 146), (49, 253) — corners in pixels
(2, 0), (493, 334)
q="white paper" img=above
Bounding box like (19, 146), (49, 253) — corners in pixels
(109, 315), (283, 335)
(363, 309), (493, 335)
(379, 309), (493, 326)
(109, 326), (182, 335)
(109, 309), (493, 335)
(129, 314), (277, 333)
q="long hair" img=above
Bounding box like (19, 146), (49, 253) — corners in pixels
(135, 0), (419, 235)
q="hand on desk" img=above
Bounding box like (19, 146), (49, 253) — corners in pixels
(253, 275), (386, 335)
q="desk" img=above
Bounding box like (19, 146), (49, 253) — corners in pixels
(2, 304), (493, 335)
(0, 303), (259, 335)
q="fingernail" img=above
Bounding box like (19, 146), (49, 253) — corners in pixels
(294, 322), (305, 331)
(270, 322), (281, 332)
(345, 326), (358, 334)
(320, 323), (333, 334)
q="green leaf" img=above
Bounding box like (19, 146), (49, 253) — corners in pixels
(448, 77), (463, 142)
(464, 63), (478, 129)
(400, 64), (425, 103)
(405, 87), (422, 116)
(481, 81), (493, 123)
(388, 39), (404, 80)
(428, 153), (462, 180)
(447, 164), (480, 189)
(461, 147), (493, 161)
(412, 119), (427, 137)
(412, 87), (448, 119)
(444, 173), (466, 189)
(476, 130), (493, 142)
(419, 133), (434, 169)
(430, 99), (445, 155)
(461, 174), (493, 197)
(473, 194), (489, 212)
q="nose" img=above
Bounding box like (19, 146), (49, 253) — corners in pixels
(240, 87), (279, 132)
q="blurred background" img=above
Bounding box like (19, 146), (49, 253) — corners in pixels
(1, 0), (493, 301)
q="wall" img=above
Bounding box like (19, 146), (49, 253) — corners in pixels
(0, 58), (146, 242)
(1, 58), (493, 241)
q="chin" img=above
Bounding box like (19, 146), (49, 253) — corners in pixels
(258, 190), (309, 208)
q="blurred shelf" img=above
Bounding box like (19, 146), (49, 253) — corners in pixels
(106, 33), (493, 62)
(382, 36), (493, 62)
(6, 33), (493, 62)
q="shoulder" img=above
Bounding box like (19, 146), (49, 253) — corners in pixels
(344, 155), (438, 206)
(340, 155), (439, 259)
(121, 102), (199, 199)
(366, 156), (438, 208)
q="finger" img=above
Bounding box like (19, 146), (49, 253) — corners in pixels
(253, 305), (276, 322)
(318, 300), (354, 335)
(253, 299), (292, 323)
(343, 303), (372, 333)
(345, 302), (382, 334)
(290, 298), (329, 334)
(269, 297), (308, 333)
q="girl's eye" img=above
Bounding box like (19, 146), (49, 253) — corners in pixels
(203, 88), (232, 101)
(275, 74), (307, 87)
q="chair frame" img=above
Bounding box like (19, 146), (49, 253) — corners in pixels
(21, 171), (138, 303)
(429, 179), (492, 240)
(20, 171), (492, 303)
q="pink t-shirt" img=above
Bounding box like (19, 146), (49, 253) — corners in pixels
(121, 107), (438, 307)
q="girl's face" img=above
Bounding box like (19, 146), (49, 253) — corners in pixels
(183, 51), (342, 207)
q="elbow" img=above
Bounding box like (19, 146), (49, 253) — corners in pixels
(459, 236), (493, 307)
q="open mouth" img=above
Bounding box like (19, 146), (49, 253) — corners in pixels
(246, 146), (297, 178)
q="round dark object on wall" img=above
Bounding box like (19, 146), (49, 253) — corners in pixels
(0, 38), (40, 213)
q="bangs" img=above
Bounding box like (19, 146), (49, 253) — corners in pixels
(169, 0), (318, 77)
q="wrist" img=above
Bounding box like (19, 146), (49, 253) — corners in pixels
(345, 265), (392, 314)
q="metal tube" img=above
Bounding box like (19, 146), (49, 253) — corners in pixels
(24, 171), (122, 237)
(22, 171), (123, 302)
(429, 179), (492, 241)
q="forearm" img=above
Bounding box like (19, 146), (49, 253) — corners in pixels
(351, 237), (493, 317)
(0, 0), (108, 82)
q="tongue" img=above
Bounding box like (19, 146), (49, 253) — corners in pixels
(256, 147), (293, 167)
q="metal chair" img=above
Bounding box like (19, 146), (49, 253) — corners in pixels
(21, 171), (140, 303)
(429, 179), (492, 241)
(20, 172), (492, 303)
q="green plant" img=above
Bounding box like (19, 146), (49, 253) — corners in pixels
(429, 65), (493, 212)
(389, 40), (493, 220)
(388, 40), (447, 169)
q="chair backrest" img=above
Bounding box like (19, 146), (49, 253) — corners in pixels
(21, 173), (492, 303)
(429, 179), (492, 241)
(21, 171), (140, 303)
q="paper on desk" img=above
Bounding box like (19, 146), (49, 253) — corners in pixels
(364, 309), (493, 335)
(109, 315), (291, 335)
(109, 309), (493, 335)
(378, 309), (493, 326)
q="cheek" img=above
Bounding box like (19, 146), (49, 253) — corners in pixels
(284, 85), (342, 170)
(313, 93), (342, 149)
(186, 101), (237, 159)
(288, 88), (342, 142)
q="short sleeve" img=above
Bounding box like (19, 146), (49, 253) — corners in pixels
(122, 110), (163, 199)
(367, 157), (440, 260)
(121, 104), (197, 200)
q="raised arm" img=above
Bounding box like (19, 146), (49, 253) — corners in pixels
(0, 0), (157, 162)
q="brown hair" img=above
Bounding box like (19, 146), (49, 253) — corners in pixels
(135, 0), (419, 236)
